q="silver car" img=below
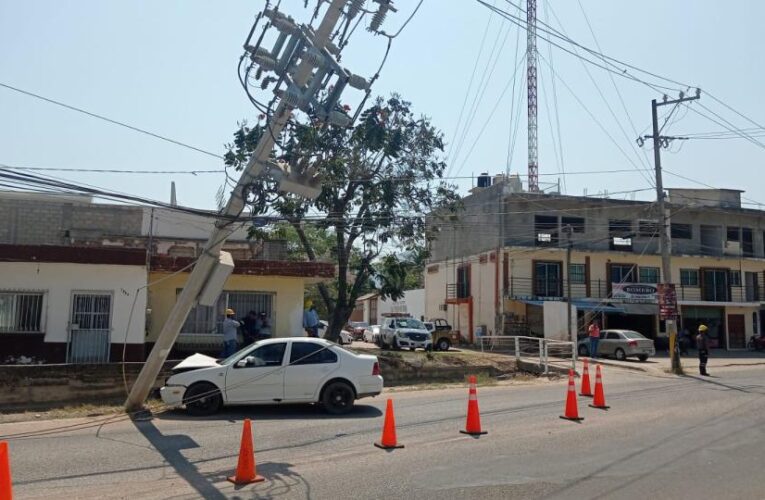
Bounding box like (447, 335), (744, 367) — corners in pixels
(578, 329), (656, 362)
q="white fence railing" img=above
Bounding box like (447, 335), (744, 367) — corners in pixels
(478, 336), (576, 374)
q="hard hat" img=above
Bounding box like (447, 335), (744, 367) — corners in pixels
(225, 308), (235, 316)
(698, 324), (708, 332)
(304, 299), (313, 309)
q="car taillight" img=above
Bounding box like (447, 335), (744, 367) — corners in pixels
(628, 340), (638, 347)
(372, 362), (381, 376)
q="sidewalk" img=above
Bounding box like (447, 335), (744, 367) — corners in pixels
(586, 349), (765, 374)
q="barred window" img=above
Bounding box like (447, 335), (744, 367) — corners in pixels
(569, 264), (586, 285)
(0, 292), (45, 333)
(178, 290), (274, 334)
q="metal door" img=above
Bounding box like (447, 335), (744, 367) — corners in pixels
(727, 314), (746, 349)
(68, 293), (112, 363)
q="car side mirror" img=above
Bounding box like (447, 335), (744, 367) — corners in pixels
(237, 356), (256, 368)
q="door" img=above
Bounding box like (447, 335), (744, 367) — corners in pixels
(727, 314), (746, 349)
(284, 342), (339, 401)
(600, 331), (621, 357)
(224, 341), (287, 403)
(68, 293), (112, 363)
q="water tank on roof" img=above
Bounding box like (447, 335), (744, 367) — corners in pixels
(477, 172), (491, 188)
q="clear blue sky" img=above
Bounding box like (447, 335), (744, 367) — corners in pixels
(2, 0), (765, 209)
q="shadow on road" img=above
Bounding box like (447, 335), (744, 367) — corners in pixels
(155, 403), (383, 423)
(133, 419), (227, 500)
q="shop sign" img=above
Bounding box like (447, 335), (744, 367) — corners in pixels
(657, 283), (678, 320)
(611, 283), (657, 302)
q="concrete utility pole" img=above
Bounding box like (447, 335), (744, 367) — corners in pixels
(125, 0), (351, 412)
(564, 225), (573, 343)
(648, 90), (700, 375)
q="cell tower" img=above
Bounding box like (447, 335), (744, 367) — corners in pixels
(526, 0), (539, 192)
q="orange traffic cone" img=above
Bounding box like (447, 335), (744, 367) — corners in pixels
(227, 419), (265, 485)
(589, 364), (610, 410)
(580, 358), (593, 397)
(374, 399), (404, 449)
(560, 369), (584, 422)
(460, 375), (488, 436)
(0, 441), (12, 500)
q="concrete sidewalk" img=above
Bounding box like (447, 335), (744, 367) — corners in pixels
(587, 349), (765, 374)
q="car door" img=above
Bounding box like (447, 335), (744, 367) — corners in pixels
(224, 341), (287, 404)
(601, 331), (621, 356)
(283, 342), (340, 401)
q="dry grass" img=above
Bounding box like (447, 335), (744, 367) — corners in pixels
(0, 399), (164, 424)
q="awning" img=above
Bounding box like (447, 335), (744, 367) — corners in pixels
(571, 300), (625, 314)
(617, 303), (659, 315)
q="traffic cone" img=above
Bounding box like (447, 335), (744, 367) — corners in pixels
(0, 441), (12, 500)
(580, 358), (593, 397)
(589, 364), (610, 410)
(227, 419), (265, 485)
(560, 369), (584, 422)
(460, 375), (488, 436)
(374, 399), (404, 449)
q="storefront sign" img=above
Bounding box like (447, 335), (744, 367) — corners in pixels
(657, 283), (678, 320)
(611, 283), (658, 302)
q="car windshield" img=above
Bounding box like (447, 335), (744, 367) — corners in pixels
(621, 331), (647, 339)
(394, 319), (424, 329)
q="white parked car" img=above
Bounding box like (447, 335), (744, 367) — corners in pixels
(363, 325), (381, 344)
(379, 316), (432, 351)
(318, 320), (353, 345)
(160, 338), (383, 416)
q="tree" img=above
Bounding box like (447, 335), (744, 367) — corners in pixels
(225, 95), (460, 341)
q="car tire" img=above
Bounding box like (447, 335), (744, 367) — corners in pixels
(615, 348), (627, 361)
(436, 338), (451, 351)
(322, 381), (355, 415)
(183, 382), (222, 416)
(578, 344), (589, 356)
(392, 337), (401, 350)
(637, 354), (648, 362)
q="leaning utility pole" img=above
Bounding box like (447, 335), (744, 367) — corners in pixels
(646, 90), (700, 375)
(564, 225), (574, 343)
(526, 0), (539, 192)
(125, 0), (375, 412)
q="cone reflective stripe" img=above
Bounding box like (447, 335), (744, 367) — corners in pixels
(460, 375), (487, 436)
(589, 364), (610, 410)
(580, 358), (593, 397)
(560, 369), (584, 422)
(0, 441), (12, 500)
(374, 399), (404, 449)
(228, 419), (265, 485)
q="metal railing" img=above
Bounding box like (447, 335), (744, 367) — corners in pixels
(478, 335), (576, 374)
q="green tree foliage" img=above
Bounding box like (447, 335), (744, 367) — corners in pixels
(225, 95), (460, 340)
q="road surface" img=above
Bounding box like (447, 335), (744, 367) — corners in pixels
(3, 364), (765, 499)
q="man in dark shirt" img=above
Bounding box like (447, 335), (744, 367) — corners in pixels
(696, 324), (710, 376)
(240, 310), (259, 346)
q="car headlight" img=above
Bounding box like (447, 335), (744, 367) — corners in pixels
(397, 331), (406, 338)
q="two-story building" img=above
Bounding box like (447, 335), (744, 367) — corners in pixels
(425, 175), (765, 350)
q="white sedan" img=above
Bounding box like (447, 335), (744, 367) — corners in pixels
(160, 338), (383, 416)
(363, 325), (381, 344)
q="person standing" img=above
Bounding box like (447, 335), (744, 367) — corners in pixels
(696, 324), (710, 376)
(240, 310), (259, 346)
(678, 326), (690, 355)
(258, 312), (272, 339)
(222, 308), (241, 357)
(588, 320), (601, 359)
(303, 301), (320, 338)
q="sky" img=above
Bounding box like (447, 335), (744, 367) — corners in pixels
(2, 0), (765, 210)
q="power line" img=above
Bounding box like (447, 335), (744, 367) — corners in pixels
(0, 82), (224, 160)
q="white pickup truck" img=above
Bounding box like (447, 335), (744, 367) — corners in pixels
(379, 315), (433, 351)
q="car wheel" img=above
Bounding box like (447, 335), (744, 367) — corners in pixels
(615, 348), (626, 361)
(578, 344), (589, 356)
(392, 337), (401, 350)
(183, 382), (222, 416)
(437, 338), (451, 351)
(322, 381), (355, 415)
(637, 354), (648, 362)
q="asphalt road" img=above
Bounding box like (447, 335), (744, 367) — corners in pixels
(3, 365), (765, 499)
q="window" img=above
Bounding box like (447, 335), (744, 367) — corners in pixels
(638, 220), (660, 237)
(562, 217), (585, 233)
(609, 219), (632, 236)
(729, 270), (741, 286)
(742, 228), (754, 257)
(535, 215), (559, 246)
(569, 264), (586, 285)
(0, 292), (44, 333)
(745, 272), (759, 302)
(671, 223), (693, 239)
(680, 269), (699, 287)
(289, 342), (338, 365)
(639, 267), (660, 284)
(534, 261), (562, 297)
(241, 342), (286, 367)
(71, 294), (111, 330)
(456, 264), (471, 298)
(702, 269), (730, 302)
(606, 332), (621, 340)
(610, 264), (636, 284)
(727, 226), (740, 242)
(179, 290), (274, 333)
